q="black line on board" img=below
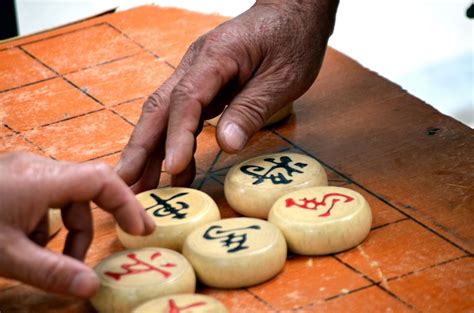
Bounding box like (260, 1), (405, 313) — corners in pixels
(105, 22), (177, 70)
(271, 130), (472, 256)
(331, 255), (416, 311)
(86, 150), (122, 162)
(370, 218), (409, 231)
(0, 23), (108, 52)
(0, 76), (57, 94)
(384, 254), (472, 283)
(245, 289), (279, 312)
(196, 149), (223, 190)
(3, 124), (55, 159)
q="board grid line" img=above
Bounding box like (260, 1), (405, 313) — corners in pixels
(271, 129), (472, 256)
(0, 11), (470, 311)
(0, 22), (110, 53)
(331, 255), (416, 311)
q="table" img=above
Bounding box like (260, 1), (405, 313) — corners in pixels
(0, 5), (472, 312)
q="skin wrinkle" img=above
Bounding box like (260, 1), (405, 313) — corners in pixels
(116, 0), (339, 187)
(92, 164), (128, 208)
(142, 90), (168, 114)
(39, 253), (71, 291)
(0, 0), (338, 296)
(4, 155), (51, 231)
(231, 97), (269, 130)
(0, 151), (153, 297)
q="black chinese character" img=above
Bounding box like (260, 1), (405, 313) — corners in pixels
(144, 192), (189, 220)
(203, 225), (261, 253)
(240, 156), (307, 185)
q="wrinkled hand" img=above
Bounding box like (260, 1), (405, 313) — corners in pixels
(117, 0), (338, 191)
(0, 152), (155, 298)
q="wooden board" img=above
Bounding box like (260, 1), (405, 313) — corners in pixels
(0, 5), (472, 313)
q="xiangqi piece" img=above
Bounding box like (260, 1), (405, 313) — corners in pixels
(269, 186), (372, 255)
(117, 188), (220, 252)
(90, 248), (196, 313)
(225, 152), (328, 218)
(183, 217), (287, 288)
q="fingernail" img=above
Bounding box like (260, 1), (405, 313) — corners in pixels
(70, 271), (100, 298)
(223, 122), (247, 151)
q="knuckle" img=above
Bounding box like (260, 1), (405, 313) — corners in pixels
(196, 28), (236, 59)
(91, 162), (114, 181)
(6, 152), (39, 182)
(189, 36), (204, 53)
(40, 258), (70, 291)
(0, 231), (14, 263)
(8, 151), (34, 165)
(171, 81), (197, 105)
(200, 26), (250, 60)
(200, 34), (228, 59)
(142, 90), (168, 114)
(123, 141), (149, 158)
(231, 99), (269, 129)
(208, 65), (223, 79)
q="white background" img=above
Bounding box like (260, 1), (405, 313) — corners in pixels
(15, 0), (474, 127)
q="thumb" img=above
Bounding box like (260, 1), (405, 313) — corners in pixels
(216, 77), (290, 153)
(0, 229), (99, 298)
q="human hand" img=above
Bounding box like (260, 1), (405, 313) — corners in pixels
(117, 0), (339, 191)
(0, 152), (155, 298)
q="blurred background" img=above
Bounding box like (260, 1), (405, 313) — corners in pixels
(3, 0), (473, 127)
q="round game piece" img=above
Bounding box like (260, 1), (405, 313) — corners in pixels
(205, 114), (220, 127)
(268, 186), (372, 255)
(90, 247), (196, 313)
(117, 187), (220, 251)
(48, 209), (62, 237)
(224, 152), (328, 219)
(182, 217), (287, 289)
(206, 103), (293, 127)
(132, 294), (228, 313)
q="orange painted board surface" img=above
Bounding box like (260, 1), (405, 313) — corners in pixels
(0, 5), (473, 313)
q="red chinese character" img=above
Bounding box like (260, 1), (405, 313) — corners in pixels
(104, 252), (176, 281)
(167, 299), (206, 313)
(285, 193), (354, 217)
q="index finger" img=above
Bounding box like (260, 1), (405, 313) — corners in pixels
(47, 161), (155, 236)
(165, 55), (239, 175)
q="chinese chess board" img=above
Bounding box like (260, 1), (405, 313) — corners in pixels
(0, 5), (473, 313)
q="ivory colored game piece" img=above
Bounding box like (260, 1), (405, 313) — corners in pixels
(264, 102), (294, 126)
(132, 294), (228, 313)
(117, 187), (220, 251)
(224, 152), (328, 219)
(182, 217), (286, 289)
(90, 247), (196, 313)
(48, 209), (62, 236)
(206, 102), (293, 127)
(268, 186), (372, 255)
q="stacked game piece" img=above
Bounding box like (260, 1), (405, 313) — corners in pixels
(48, 209), (63, 237)
(206, 102), (294, 128)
